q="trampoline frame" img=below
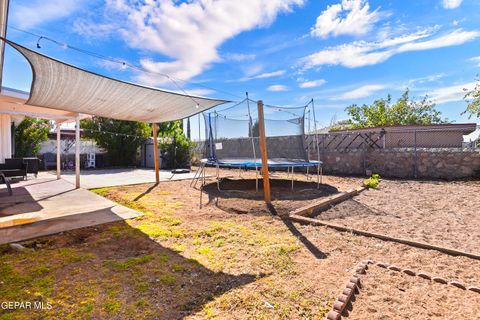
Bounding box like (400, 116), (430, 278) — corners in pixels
(193, 158), (322, 196)
(194, 97), (324, 208)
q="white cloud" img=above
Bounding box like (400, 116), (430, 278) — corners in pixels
(299, 79), (327, 88)
(427, 82), (476, 104)
(300, 28), (480, 70)
(181, 88), (216, 97)
(469, 56), (480, 67)
(267, 85), (289, 92)
(332, 84), (385, 100)
(73, 20), (117, 38)
(239, 70), (286, 82)
(311, 0), (386, 39)
(405, 73), (446, 87)
(223, 53), (256, 62)
(95, 0), (304, 86)
(442, 0), (463, 9)
(10, 0), (80, 29)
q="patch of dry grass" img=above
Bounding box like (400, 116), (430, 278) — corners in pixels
(0, 180), (333, 319)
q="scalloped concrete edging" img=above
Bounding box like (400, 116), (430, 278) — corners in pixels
(323, 259), (480, 320)
(324, 260), (374, 320)
(374, 261), (480, 294)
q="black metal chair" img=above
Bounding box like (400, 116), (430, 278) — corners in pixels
(0, 172), (12, 196)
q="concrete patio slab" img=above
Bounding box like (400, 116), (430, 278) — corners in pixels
(0, 174), (141, 245)
(53, 168), (203, 189)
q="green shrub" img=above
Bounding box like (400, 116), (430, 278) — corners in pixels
(14, 117), (52, 157)
(363, 174), (381, 189)
(159, 121), (195, 169)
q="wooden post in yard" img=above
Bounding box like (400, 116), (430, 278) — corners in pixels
(153, 123), (160, 184)
(257, 100), (271, 204)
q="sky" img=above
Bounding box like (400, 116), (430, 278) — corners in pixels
(2, 0), (480, 139)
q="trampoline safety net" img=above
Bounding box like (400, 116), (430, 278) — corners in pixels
(203, 98), (313, 164)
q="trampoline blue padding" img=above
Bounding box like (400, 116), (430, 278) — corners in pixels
(201, 158), (322, 168)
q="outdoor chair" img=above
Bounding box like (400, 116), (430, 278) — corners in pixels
(43, 153), (56, 170)
(0, 172), (13, 196)
(0, 159), (28, 180)
(22, 157), (41, 177)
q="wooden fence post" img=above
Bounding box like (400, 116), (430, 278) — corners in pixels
(257, 100), (271, 204)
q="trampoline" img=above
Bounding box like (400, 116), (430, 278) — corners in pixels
(191, 97), (323, 195)
(201, 158), (321, 168)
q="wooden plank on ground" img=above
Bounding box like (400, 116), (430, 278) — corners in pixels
(0, 217), (40, 229)
(289, 214), (480, 261)
(290, 186), (365, 216)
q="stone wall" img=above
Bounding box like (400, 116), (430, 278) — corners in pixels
(316, 149), (480, 179)
(194, 135), (480, 179)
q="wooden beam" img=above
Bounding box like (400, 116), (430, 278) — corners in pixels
(290, 186), (365, 216)
(257, 100), (271, 204)
(152, 123), (160, 184)
(75, 116), (80, 188)
(56, 121), (61, 179)
(0, 217), (40, 229)
(288, 214), (480, 260)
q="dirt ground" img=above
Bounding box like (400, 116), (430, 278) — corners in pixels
(0, 168), (479, 319)
(317, 178), (480, 254)
(350, 265), (480, 319)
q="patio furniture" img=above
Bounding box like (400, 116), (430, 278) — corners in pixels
(0, 159), (28, 180)
(22, 157), (41, 177)
(0, 172), (12, 196)
(43, 153), (56, 170)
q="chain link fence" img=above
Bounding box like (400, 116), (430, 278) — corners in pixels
(306, 125), (480, 178)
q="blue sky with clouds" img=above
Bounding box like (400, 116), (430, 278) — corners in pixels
(3, 0), (480, 136)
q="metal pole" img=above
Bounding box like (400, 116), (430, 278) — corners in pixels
(153, 123), (160, 183)
(246, 92), (259, 177)
(291, 166), (294, 191)
(414, 129), (417, 179)
(311, 99), (321, 163)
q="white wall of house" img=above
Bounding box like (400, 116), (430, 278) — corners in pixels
(0, 114), (11, 163)
(38, 138), (103, 155)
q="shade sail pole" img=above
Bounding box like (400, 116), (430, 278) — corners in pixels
(257, 100), (271, 205)
(75, 116), (80, 188)
(56, 121), (61, 180)
(153, 123), (160, 184)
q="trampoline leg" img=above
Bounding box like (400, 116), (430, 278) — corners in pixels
(316, 164), (321, 189)
(255, 167), (259, 192)
(291, 166), (294, 191)
(306, 166), (310, 181)
(202, 165), (206, 186)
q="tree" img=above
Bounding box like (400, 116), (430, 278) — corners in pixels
(81, 117), (151, 166)
(14, 117), (52, 157)
(463, 79), (480, 118)
(338, 89), (447, 130)
(158, 121), (195, 169)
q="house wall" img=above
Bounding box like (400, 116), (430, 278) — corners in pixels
(0, 114), (11, 163)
